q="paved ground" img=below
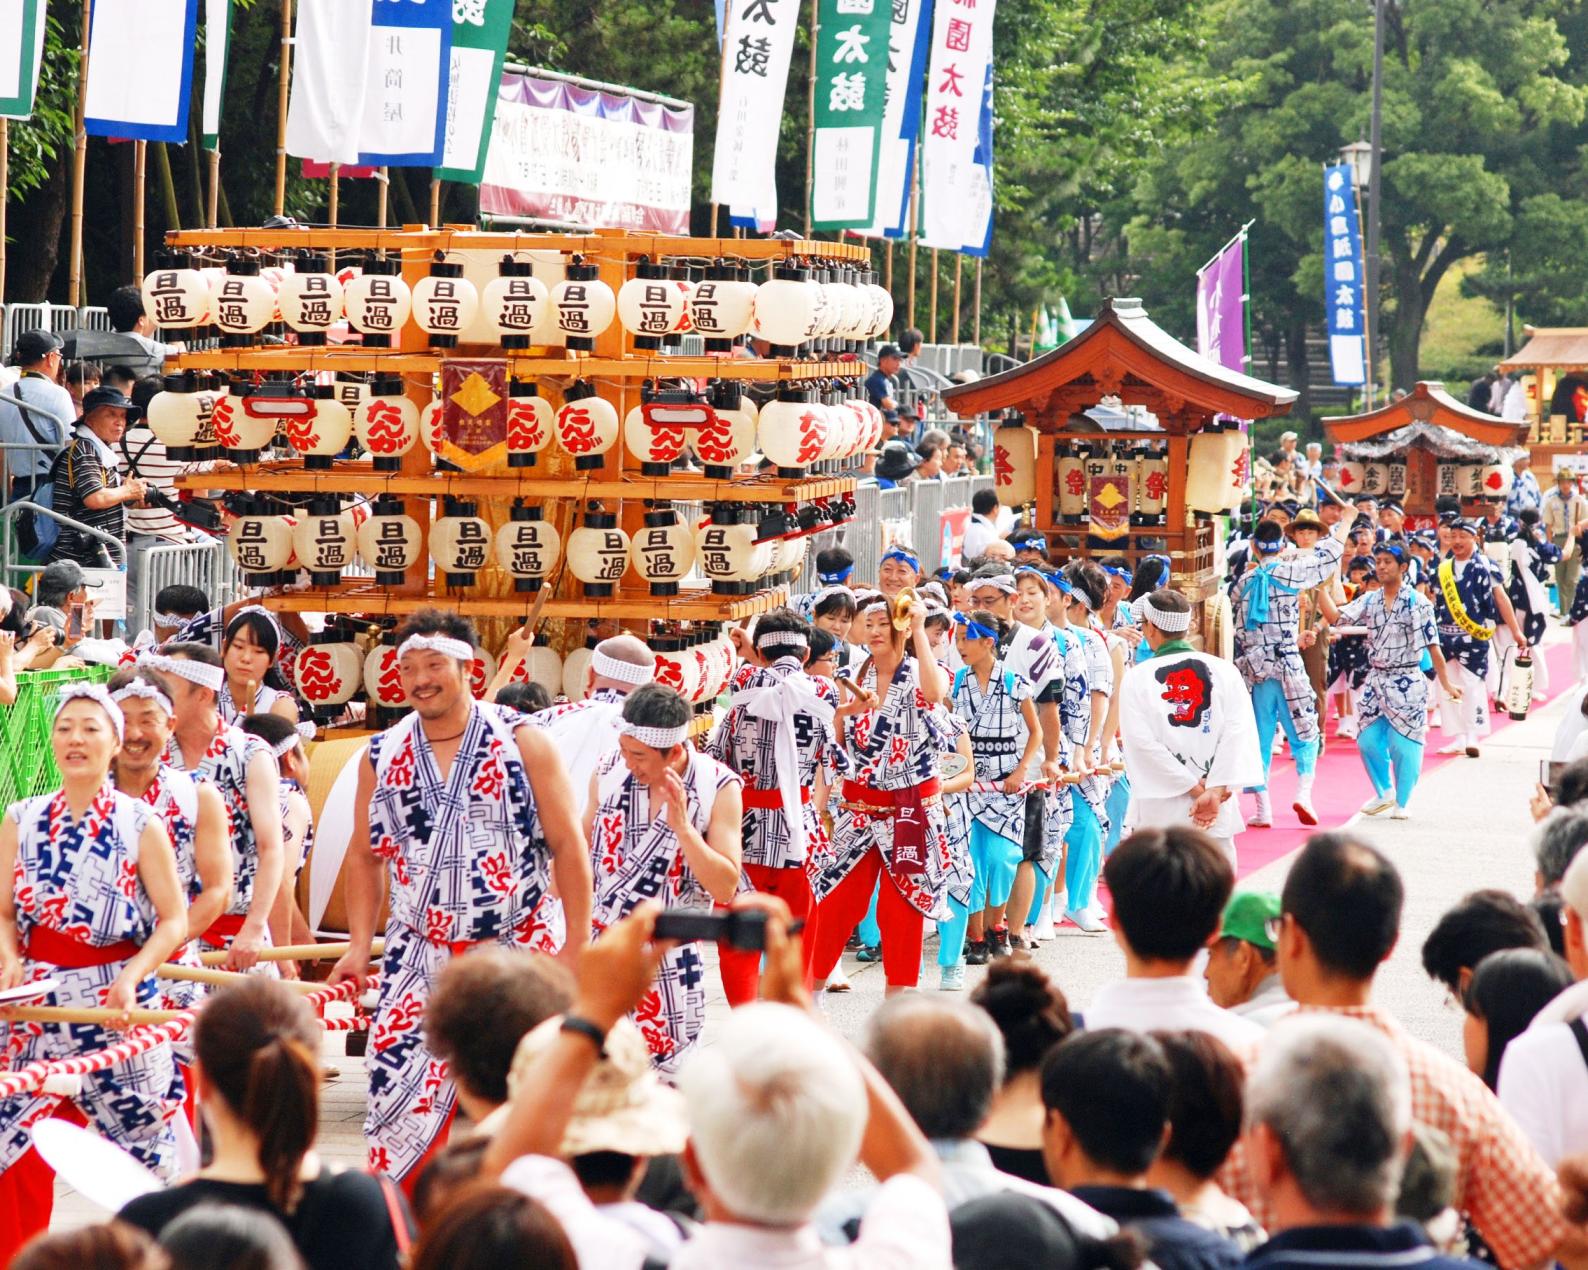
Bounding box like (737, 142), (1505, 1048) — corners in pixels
(48, 631), (1572, 1229)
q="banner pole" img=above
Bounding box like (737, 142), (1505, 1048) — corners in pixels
(273, 0), (291, 216)
(377, 167), (388, 228)
(429, 178), (441, 226)
(950, 252), (961, 344)
(67, 0), (92, 308)
(0, 119), (9, 305)
(1194, 218), (1255, 281)
(972, 258), (982, 347)
(803, 0), (817, 237)
(905, 158), (918, 329)
(884, 238), (892, 292)
(929, 247), (939, 341)
(132, 141), (146, 279)
(327, 162), (339, 274)
(206, 148), (220, 227)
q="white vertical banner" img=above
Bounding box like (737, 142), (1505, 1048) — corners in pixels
(201, 0), (231, 148)
(284, 0), (373, 164)
(861, 0), (931, 238)
(917, 0), (996, 249)
(711, 0), (801, 221)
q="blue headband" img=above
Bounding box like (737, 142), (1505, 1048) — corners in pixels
(953, 612), (998, 640)
(818, 565), (854, 584)
(1103, 565), (1134, 585)
(1373, 544), (1404, 562)
(880, 548), (919, 572)
(1048, 570), (1073, 595)
(1012, 565), (1049, 586)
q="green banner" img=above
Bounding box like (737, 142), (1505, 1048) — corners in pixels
(201, 0), (232, 150)
(0, 0), (42, 120)
(435, 0), (515, 184)
(810, 0), (892, 230)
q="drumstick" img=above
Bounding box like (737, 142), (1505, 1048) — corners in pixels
(156, 964), (324, 993)
(242, 677), (257, 716)
(196, 939), (385, 967)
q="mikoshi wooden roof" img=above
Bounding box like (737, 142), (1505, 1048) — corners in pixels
(1322, 381), (1529, 454)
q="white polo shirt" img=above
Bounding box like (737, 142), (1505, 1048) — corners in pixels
(1496, 1002), (1588, 1168)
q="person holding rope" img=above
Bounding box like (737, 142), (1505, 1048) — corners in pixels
(146, 644), (283, 974)
(329, 609), (591, 1192)
(0, 684), (188, 1259)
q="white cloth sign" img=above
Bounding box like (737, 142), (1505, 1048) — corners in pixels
(711, 0), (801, 216)
(918, 0), (996, 249)
(83, 0), (198, 142)
(0, 0), (43, 120)
(283, 0), (372, 165)
(861, 0), (931, 238)
(201, 0), (229, 146)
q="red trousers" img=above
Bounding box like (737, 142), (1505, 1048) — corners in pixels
(717, 863), (817, 1006)
(809, 848), (924, 989)
(0, 1104), (87, 1264)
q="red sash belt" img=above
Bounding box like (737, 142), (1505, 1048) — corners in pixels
(200, 912), (246, 948)
(25, 926), (140, 968)
(840, 777), (941, 816)
(742, 785), (812, 810)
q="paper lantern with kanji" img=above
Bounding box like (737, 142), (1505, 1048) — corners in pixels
(343, 257), (412, 348)
(1361, 461), (1389, 496)
(689, 267), (757, 352)
(1137, 449), (1169, 525)
(506, 380), (554, 469)
(1387, 460), (1407, 498)
(284, 386), (353, 470)
(630, 509), (695, 596)
(759, 390), (827, 475)
(355, 498), (423, 586)
(562, 646), (594, 699)
(212, 387), (279, 464)
(363, 643), (408, 710)
(277, 256), (343, 346)
(495, 504), (561, 593)
(1479, 464), (1513, 498)
(293, 639), (362, 709)
(1186, 425), (1249, 513)
(212, 259), (275, 344)
(1456, 464), (1483, 497)
(1436, 463), (1461, 499)
(696, 509), (762, 596)
(653, 637), (702, 703)
(864, 275), (895, 339)
(692, 385), (757, 478)
(420, 396), (446, 458)
(753, 264), (816, 350)
(354, 379), (420, 471)
(1055, 447), (1086, 523)
(567, 511), (630, 598)
(412, 256), (479, 349)
(1335, 461), (1367, 496)
(624, 399), (702, 476)
(289, 498), (357, 587)
(555, 384), (619, 471)
(430, 498), (493, 588)
(992, 422), (1038, 508)
(617, 261), (688, 351)
(551, 260), (616, 352)
(469, 648), (496, 699)
(146, 375), (218, 462)
(483, 258), (548, 350)
(227, 505), (294, 585)
(141, 255), (211, 331)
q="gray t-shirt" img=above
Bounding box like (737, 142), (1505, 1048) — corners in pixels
(0, 374), (75, 480)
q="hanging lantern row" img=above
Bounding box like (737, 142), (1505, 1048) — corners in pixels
(1432, 461), (1510, 500)
(143, 250), (892, 354)
(296, 636), (497, 713)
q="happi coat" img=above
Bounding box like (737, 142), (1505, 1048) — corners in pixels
(1335, 584), (1440, 742)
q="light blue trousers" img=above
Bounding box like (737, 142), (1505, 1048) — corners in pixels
(1249, 677), (1318, 791)
(1064, 798), (1105, 914)
(937, 896), (970, 967)
(1358, 716), (1424, 807)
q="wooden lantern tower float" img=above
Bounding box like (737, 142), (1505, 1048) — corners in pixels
(940, 298), (1296, 648)
(1322, 382), (1529, 530)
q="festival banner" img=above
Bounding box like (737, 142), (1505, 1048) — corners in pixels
(0, 0), (43, 120)
(436, 0), (515, 183)
(480, 71), (694, 233)
(84, 0), (199, 142)
(357, 0), (452, 167)
(284, 0), (373, 165)
(1195, 232), (1246, 374)
(1323, 163), (1367, 386)
(862, 0), (932, 239)
(201, 0), (231, 149)
(1088, 473), (1131, 542)
(918, 0), (997, 250)
(961, 65), (994, 256)
(810, 0), (892, 230)
(712, 0), (801, 225)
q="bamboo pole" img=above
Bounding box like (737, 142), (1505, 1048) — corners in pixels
(207, 149), (221, 228)
(929, 248), (939, 342)
(67, 0), (93, 308)
(429, 178), (441, 227)
(197, 939), (385, 967)
(883, 238), (892, 293)
(156, 964), (324, 993)
(905, 165), (918, 330)
(950, 253), (962, 345)
(0, 119), (9, 304)
(154, 143), (180, 230)
(972, 258), (982, 347)
(377, 167), (389, 229)
(132, 142), (146, 279)
(803, 0), (818, 238)
(273, 0), (292, 216)
(3, 1005), (183, 1026)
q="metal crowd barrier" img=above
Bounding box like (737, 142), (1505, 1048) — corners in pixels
(0, 305), (113, 358)
(127, 539), (244, 636)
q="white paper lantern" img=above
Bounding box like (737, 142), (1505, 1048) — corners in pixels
(555, 385), (620, 471)
(567, 511), (630, 597)
(355, 498), (423, 585)
(562, 646), (594, 699)
(551, 260), (616, 352)
(354, 379), (420, 471)
(420, 396), (446, 458)
(1478, 464), (1513, 498)
(364, 643), (408, 710)
(753, 265), (817, 350)
(1186, 425), (1250, 513)
(625, 398), (706, 475)
(1387, 460), (1408, 497)
(1436, 463), (1461, 499)
(865, 277), (895, 339)
(293, 640), (362, 709)
(696, 510), (763, 595)
(689, 269), (757, 351)
(1361, 461), (1389, 496)
(507, 380), (555, 469)
(227, 505), (294, 583)
(618, 263), (688, 350)
(523, 643), (563, 696)
(212, 260), (275, 343)
(693, 385), (758, 477)
(1139, 450), (1169, 524)
(284, 386), (353, 469)
(1456, 464), (1483, 497)
(430, 499), (493, 587)
(412, 257), (479, 349)
(343, 258), (412, 348)
(495, 505), (561, 593)
(277, 256), (344, 345)
(212, 387), (279, 463)
(483, 258), (548, 350)
(290, 499), (357, 587)
(759, 390), (827, 474)
(1335, 460), (1367, 496)
(630, 509), (696, 596)
(468, 649), (496, 699)
(146, 376), (220, 462)
(653, 639), (703, 702)
(141, 256), (211, 331)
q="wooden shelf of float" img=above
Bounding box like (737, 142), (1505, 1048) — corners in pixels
(172, 463), (855, 504)
(166, 349), (862, 379)
(254, 580), (793, 621)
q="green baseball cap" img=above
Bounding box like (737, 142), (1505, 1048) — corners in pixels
(1221, 890), (1282, 951)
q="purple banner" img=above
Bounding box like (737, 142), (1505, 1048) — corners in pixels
(480, 72), (695, 234)
(1195, 235), (1247, 374)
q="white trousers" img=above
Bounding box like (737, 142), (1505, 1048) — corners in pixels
(1438, 661), (1491, 741)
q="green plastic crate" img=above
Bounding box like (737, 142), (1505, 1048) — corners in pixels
(0, 664), (114, 810)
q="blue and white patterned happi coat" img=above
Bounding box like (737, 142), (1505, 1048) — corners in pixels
(1336, 584), (1439, 742)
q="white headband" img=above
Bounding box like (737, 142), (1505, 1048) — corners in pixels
(397, 633), (475, 662)
(141, 652), (226, 693)
(812, 584), (852, 609)
(621, 721), (690, 749)
(757, 632), (808, 653)
(271, 734), (301, 759)
(1141, 595), (1191, 633)
(56, 683), (125, 741)
(974, 575), (1018, 595)
(593, 648), (655, 686)
(111, 680), (174, 718)
(229, 604), (284, 643)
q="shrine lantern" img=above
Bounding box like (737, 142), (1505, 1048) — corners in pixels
(290, 496), (357, 587)
(343, 254), (412, 348)
(213, 384), (280, 464)
(630, 508), (695, 596)
(993, 421), (1038, 508)
(1456, 464), (1483, 497)
(551, 259), (616, 352)
(567, 509), (630, 598)
(624, 394), (703, 477)
(562, 645), (594, 699)
(1335, 461), (1367, 496)
(430, 497), (493, 588)
(364, 641), (408, 710)
(696, 506), (762, 596)
(285, 384), (353, 470)
(1137, 447), (1169, 526)
(226, 500), (294, 585)
(693, 382), (758, 478)
(555, 381), (619, 471)
(864, 273), (895, 339)
(1479, 463), (1513, 498)
(523, 639), (563, 696)
(212, 257), (275, 345)
(1057, 445), (1086, 523)
(483, 257), (548, 350)
(141, 252), (211, 332)
(1387, 460), (1408, 498)
(506, 380), (554, 469)
(292, 637), (362, 711)
(412, 254), (480, 349)
(420, 396), (445, 458)
(1436, 463), (1461, 500)
(753, 263), (817, 353)
(689, 265), (757, 352)
(494, 503), (561, 593)
(653, 636), (702, 703)
(469, 649), (496, 699)
(759, 386), (827, 477)
(1186, 424), (1249, 513)
(355, 497), (423, 586)
(617, 259), (687, 351)
(1361, 461), (1389, 497)
(276, 254), (343, 346)
(354, 377), (420, 471)
(146, 373), (218, 462)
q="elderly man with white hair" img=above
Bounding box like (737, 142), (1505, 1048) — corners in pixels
(1244, 1016), (1477, 1269)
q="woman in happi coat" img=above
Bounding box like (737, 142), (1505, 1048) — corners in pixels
(807, 592), (952, 994)
(216, 609), (301, 727)
(0, 684), (189, 1259)
(587, 684), (742, 1074)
